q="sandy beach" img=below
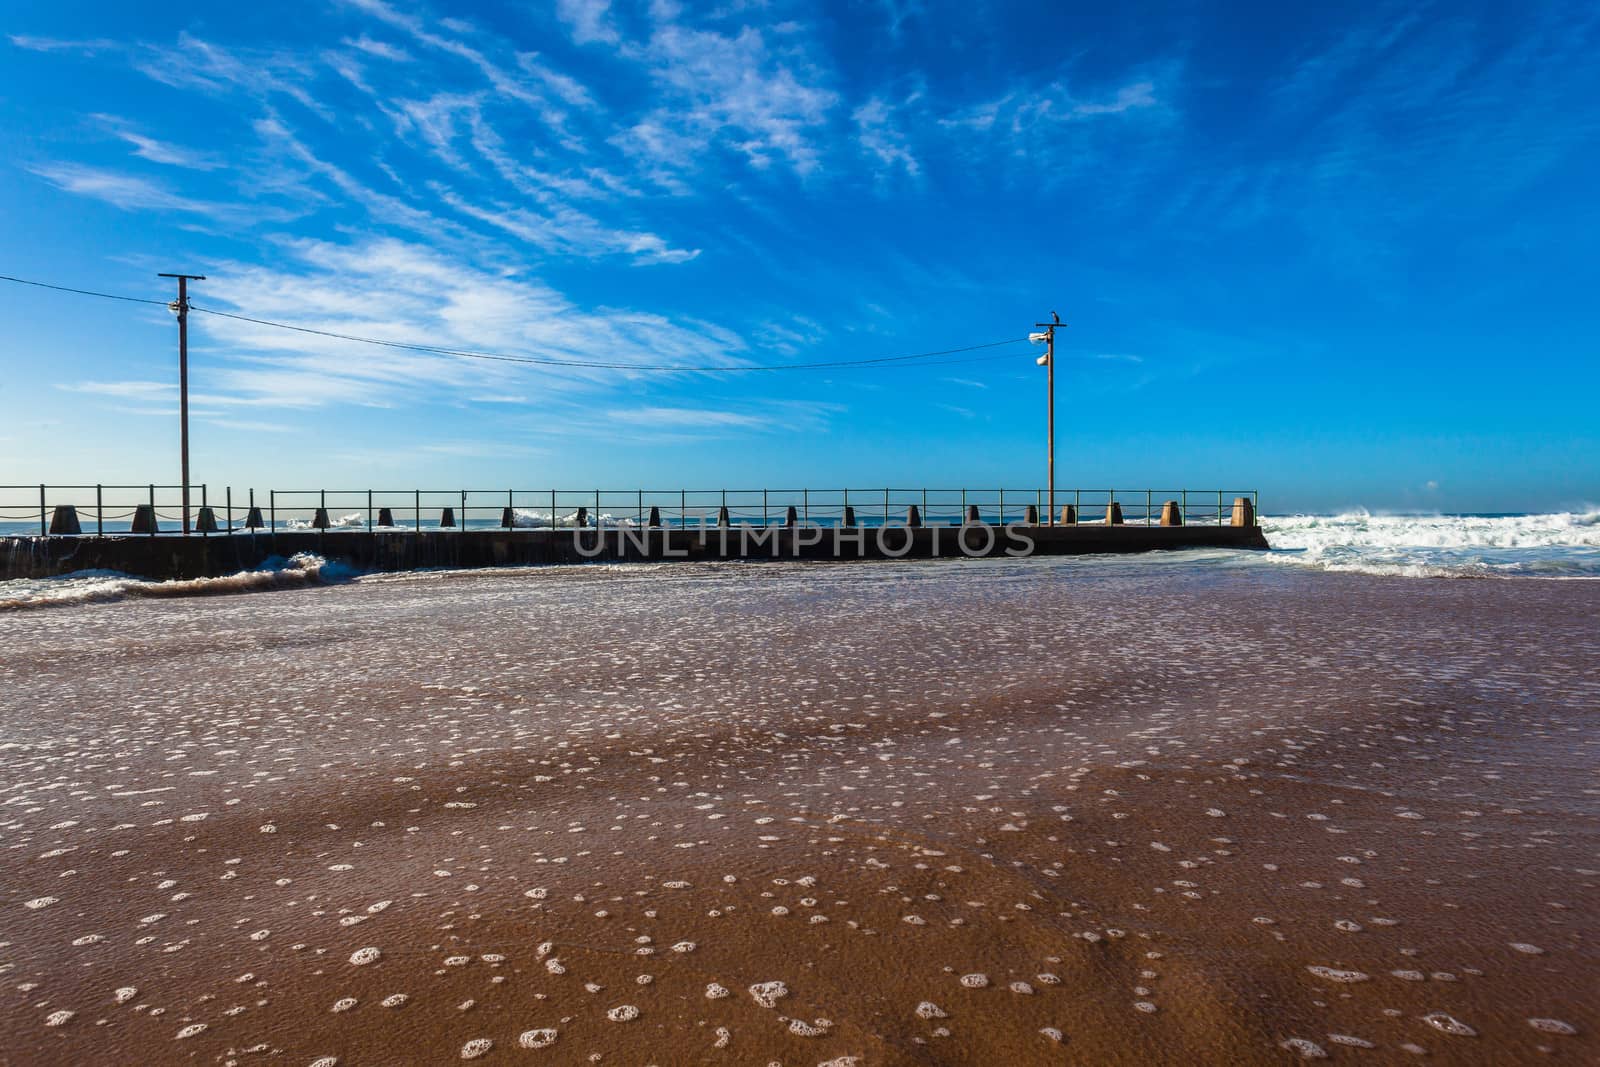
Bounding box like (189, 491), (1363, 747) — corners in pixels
(2, 557), (1596, 1064)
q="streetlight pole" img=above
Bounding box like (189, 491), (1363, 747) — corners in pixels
(1034, 312), (1062, 525)
(160, 272), (206, 535)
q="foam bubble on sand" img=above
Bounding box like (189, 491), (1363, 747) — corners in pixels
(310, 1058), (338, 1067)
(749, 982), (789, 1008)
(915, 1002), (947, 1019)
(349, 947), (381, 965)
(705, 983), (730, 999)
(671, 941), (696, 953)
(381, 994), (408, 1008)
(331, 998), (358, 1013)
(24, 896), (58, 910)
(519, 1029), (558, 1049)
(1281, 1037), (1328, 1058)
(460, 1038), (493, 1059)
(958, 974), (989, 989)
(114, 987), (138, 1004)
(606, 1005), (639, 1022)
(175, 1023), (207, 1039)
(1306, 966), (1369, 983)
(1040, 1027), (1064, 1042)
(1423, 1013), (1477, 1037)
(1528, 1019), (1577, 1035)
(1329, 1034), (1375, 1048)
(44, 1010), (75, 1027)
(1509, 942), (1545, 955)
(789, 1019), (830, 1037)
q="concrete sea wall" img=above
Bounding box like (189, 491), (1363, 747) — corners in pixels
(1, 524), (1269, 582)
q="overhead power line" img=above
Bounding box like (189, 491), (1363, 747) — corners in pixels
(0, 273), (172, 306)
(0, 271), (1026, 373)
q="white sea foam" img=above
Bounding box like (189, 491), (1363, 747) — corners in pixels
(0, 554), (356, 611)
(510, 509), (639, 528)
(1263, 509), (1600, 578)
(285, 512), (365, 529)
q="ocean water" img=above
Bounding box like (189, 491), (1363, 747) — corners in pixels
(0, 510), (1596, 610)
(1261, 510), (1600, 578)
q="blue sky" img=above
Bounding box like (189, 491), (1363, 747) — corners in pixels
(1, 0), (1596, 513)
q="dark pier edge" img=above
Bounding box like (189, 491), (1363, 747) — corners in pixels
(1, 525), (1270, 583)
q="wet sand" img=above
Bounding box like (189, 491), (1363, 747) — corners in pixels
(2, 558), (1596, 1064)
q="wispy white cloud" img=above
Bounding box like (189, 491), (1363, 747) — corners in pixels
(618, 15), (838, 177)
(93, 114), (223, 170)
(433, 186), (699, 264)
(616, 406), (768, 428)
(340, 0), (571, 128)
(854, 96), (920, 178)
(27, 162), (232, 216)
(58, 380), (175, 398)
(169, 235), (746, 413)
(344, 34), (412, 62)
(8, 34), (121, 54)
(557, 0), (620, 45)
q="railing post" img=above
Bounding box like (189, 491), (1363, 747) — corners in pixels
(999, 488), (1005, 525)
(843, 488), (849, 527)
(638, 489), (643, 526)
(96, 484), (104, 537)
(762, 489), (768, 526)
(884, 488), (889, 525)
(680, 489), (686, 530)
(148, 484), (156, 537)
(595, 489), (601, 529)
(961, 489), (967, 523)
(1217, 490), (1223, 526)
(39, 484), (46, 536)
(1146, 489), (1152, 526)
(270, 489), (276, 533)
(721, 489), (727, 525)
(226, 486), (233, 533)
(415, 489), (421, 532)
(552, 490), (557, 528)
(803, 488), (809, 522)
(368, 489), (375, 531)
(461, 490), (468, 531)
(922, 488), (927, 523)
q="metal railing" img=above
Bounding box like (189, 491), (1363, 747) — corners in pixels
(1, 485), (1260, 536)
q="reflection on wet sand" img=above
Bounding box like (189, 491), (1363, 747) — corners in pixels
(2, 558), (1595, 1064)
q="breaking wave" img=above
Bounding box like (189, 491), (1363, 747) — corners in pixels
(510, 509), (638, 528)
(0, 554), (356, 611)
(284, 512), (365, 529)
(1262, 510), (1600, 578)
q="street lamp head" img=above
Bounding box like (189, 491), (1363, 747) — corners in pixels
(1036, 352), (1050, 366)
(1028, 332), (1049, 344)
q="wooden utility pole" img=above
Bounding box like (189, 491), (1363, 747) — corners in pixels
(1035, 311), (1063, 525)
(160, 272), (206, 535)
